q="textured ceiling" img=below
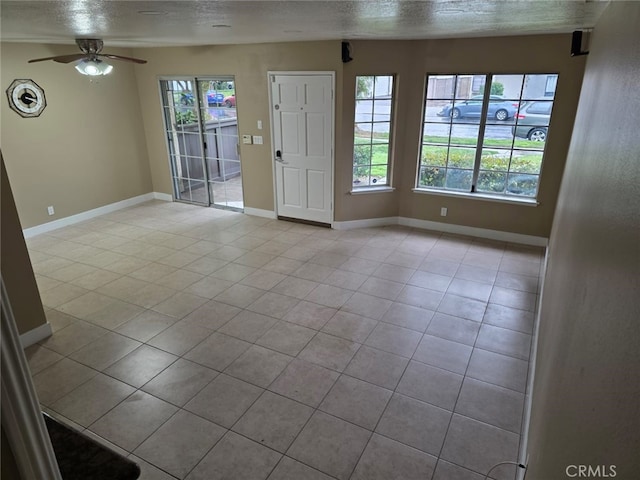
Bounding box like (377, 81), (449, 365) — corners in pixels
(0, 0), (608, 47)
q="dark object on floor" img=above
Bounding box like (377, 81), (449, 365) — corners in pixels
(44, 413), (140, 480)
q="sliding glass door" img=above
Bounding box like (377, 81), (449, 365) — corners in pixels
(160, 77), (243, 210)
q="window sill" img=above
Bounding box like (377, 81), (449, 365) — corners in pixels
(412, 188), (539, 206)
(350, 186), (396, 195)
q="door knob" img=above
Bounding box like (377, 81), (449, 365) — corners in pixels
(275, 150), (285, 163)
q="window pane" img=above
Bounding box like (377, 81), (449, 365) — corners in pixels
(491, 75), (524, 101)
(421, 145), (447, 167)
(510, 150), (543, 174)
(354, 123), (373, 143)
(423, 122), (451, 143)
(371, 122), (390, 141)
(426, 75), (456, 99)
(354, 75), (394, 188)
(482, 125), (515, 149)
(523, 74), (558, 100)
(451, 124), (480, 146)
(445, 169), (473, 191)
(371, 144), (389, 165)
(356, 76), (374, 99)
(418, 166), (446, 188)
(373, 100), (392, 122)
(455, 75), (484, 99)
(370, 165), (388, 185)
(448, 147), (476, 169)
(355, 99), (374, 122)
(353, 166), (370, 187)
(477, 171), (507, 193)
(507, 173), (539, 197)
(480, 148), (510, 172)
(425, 99), (449, 121)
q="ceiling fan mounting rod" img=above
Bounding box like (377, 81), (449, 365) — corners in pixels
(76, 38), (103, 55)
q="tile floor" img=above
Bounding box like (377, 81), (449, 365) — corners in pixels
(24, 201), (543, 480)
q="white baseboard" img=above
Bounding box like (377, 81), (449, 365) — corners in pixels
(332, 216), (547, 246)
(19, 322), (53, 348)
(244, 208), (277, 219)
(23, 192), (170, 238)
(398, 217), (548, 247)
(332, 217), (398, 230)
(153, 192), (173, 202)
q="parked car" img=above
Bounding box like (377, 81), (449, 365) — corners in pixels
(437, 95), (518, 121)
(512, 101), (553, 141)
(223, 95), (236, 108)
(176, 90), (224, 106)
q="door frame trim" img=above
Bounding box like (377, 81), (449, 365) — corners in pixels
(267, 71), (335, 223)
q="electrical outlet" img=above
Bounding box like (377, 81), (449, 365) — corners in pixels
(242, 134), (252, 145)
(47, 206), (55, 216)
(440, 207), (447, 217)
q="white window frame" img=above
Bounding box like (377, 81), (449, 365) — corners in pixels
(415, 73), (558, 202)
(352, 75), (396, 192)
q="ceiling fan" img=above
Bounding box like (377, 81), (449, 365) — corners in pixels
(28, 38), (146, 75)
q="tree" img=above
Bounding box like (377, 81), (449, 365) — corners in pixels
(357, 76), (373, 98)
(491, 82), (505, 96)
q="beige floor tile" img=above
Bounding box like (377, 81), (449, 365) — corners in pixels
(397, 361), (463, 411)
(437, 294), (487, 322)
(319, 375), (392, 430)
(32, 358), (98, 405)
(376, 393), (451, 455)
(271, 276), (319, 300)
(412, 334), (472, 375)
(39, 320), (107, 356)
(50, 373), (135, 427)
(147, 320), (212, 356)
(396, 285), (444, 310)
(426, 313), (481, 346)
(455, 377), (525, 434)
(40, 283), (90, 308)
(232, 391), (313, 452)
(344, 345), (409, 390)
(476, 324), (532, 360)
(218, 310), (278, 343)
(432, 460), (485, 480)
(181, 300), (241, 330)
(210, 262), (257, 282)
(255, 321), (316, 356)
(89, 391), (177, 451)
(321, 311), (377, 343)
(215, 284), (265, 308)
(240, 269), (286, 290)
(69, 331), (141, 370)
(24, 344), (64, 375)
(104, 345), (177, 388)
(267, 457), (334, 480)
(69, 269), (122, 290)
(142, 358), (218, 407)
(184, 276), (234, 298)
(186, 431), (281, 480)
(115, 310), (176, 342)
(185, 373), (263, 428)
(287, 411), (370, 480)
(298, 332), (360, 372)
(382, 302), (434, 333)
(466, 349), (528, 393)
(225, 345), (293, 388)
(305, 284), (354, 309)
(351, 434), (437, 480)
(152, 292), (208, 319)
(184, 332), (251, 371)
(134, 410), (226, 479)
(129, 455), (180, 480)
(365, 323), (422, 358)
(269, 358), (339, 407)
(483, 304), (535, 334)
(440, 414), (519, 480)
(246, 292), (299, 319)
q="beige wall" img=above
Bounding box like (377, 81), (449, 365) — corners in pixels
(0, 43), (152, 228)
(340, 35), (586, 236)
(132, 41), (343, 212)
(526, 3), (640, 479)
(1, 155), (46, 335)
(134, 36), (582, 237)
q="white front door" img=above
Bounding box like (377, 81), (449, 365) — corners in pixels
(270, 73), (333, 224)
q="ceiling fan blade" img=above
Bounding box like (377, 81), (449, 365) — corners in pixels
(98, 53), (147, 64)
(28, 54), (86, 64)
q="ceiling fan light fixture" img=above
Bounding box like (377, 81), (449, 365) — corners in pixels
(75, 58), (113, 76)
